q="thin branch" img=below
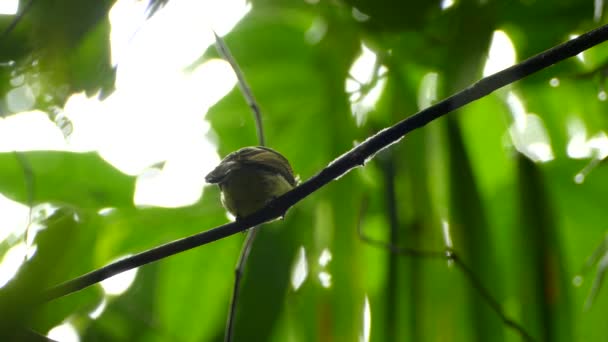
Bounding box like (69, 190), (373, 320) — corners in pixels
(224, 227), (258, 342)
(580, 232), (608, 310)
(14, 152), (35, 254)
(213, 30), (265, 146)
(378, 154), (400, 342)
(356, 208), (535, 342)
(212, 31), (266, 342)
(41, 23), (608, 304)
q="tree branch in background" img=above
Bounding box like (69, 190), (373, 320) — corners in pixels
(377, 154), (400, 342)
(356, 198), (535, 342)
(213, 30), (265, 146)
(224, 227), (257, 342)
(42, 23), (608, 308)
(14, 152), (35, 256)
(580, 232), (608, 310)
(212, 31), (266, 342)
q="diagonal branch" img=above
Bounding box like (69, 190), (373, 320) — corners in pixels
(356, 199), (535, 341)
(42, 23), (608, 303)
(213, 30), (265, 146)
(212, 31), (266, 342)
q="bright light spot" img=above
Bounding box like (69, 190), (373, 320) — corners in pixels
(31, 202), (59, 222)
(506, 92), (527, 130)
(527, 142), (553, 161)
(318, 271), (332, 288)
(100, 256), (138, 296)
(6, 85), (36, 113)
(441, 220), (453, 267)
(570, 34), (586, 63)
(348, 44), (377, 87)
(506, 92), (553, 162)
(441, 0), (455, 10)
(26, 203), (60, 245)
(345, 80), (359, 94)
(25, 223), (44, 250)
(347, 44), (387, 126)
(109, 0), (250, 69)
(0, 0), (18, 15)
(38, 0), (245, 209)
(599, 90), (607, 101)
(567, 117), (608, 161)
(65, 58), (232, 178)
(483, 30), (516, 77)
(595, 0), (604, 22)
(0, 111), (67, 152)
(26, 244), (37, 260)
(574, 172), (585, 184)
(588, 132), (608, 159)
(549, 78), (560, 87)
(567, 117), (592, 159)
(72, 211), (81, 223)
(360, 296), (372, 342)
(0, 242), (27, 288)
(0, 195), (29, 243)
(318, 248), (332, 267)
(97, 207), (116, 216)
(418, 72), (438, 110)
(224, 210), (236, 222)
(509, 114), (554, 163)
(88, 297), (107, 319)
(48, 322), (79, 342)
(131, 127), (221, 207)
(573, 275), (583, 287)
(352, 7), (370, 22)
(108, 0), (149, 66)
(441, 220), (453, 249)
(351, 78), (386, 126)
(291, 246), (308, 291)
(305, 17), (327, 45)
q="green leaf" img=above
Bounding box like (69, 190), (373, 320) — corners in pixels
(0, 151), (135, 209)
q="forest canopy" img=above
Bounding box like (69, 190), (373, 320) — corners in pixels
(1, 0), (608, 341)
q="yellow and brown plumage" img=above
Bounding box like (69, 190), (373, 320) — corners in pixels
(205, 146), (297, 218)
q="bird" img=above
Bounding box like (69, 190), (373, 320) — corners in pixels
(205, 146), (297, 219)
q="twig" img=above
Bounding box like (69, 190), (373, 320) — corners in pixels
(356, 208), (535, 342)
(580, 232), (608, 310)
(224, 228), (258, 342)
(378, 154), (399, 342)
(14, 152), (35, 255)
(212, 31), (266, 342)
(213, 30), (265, 146)
(41, 23), (608, 304)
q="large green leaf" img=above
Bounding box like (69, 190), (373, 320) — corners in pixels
(0, 151), (135, 208)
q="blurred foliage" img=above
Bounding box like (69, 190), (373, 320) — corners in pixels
(1, 0), (608, 341)
(0, 0), (115, 117)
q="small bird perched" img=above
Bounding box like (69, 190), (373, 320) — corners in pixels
(205, 146), (298, 219)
